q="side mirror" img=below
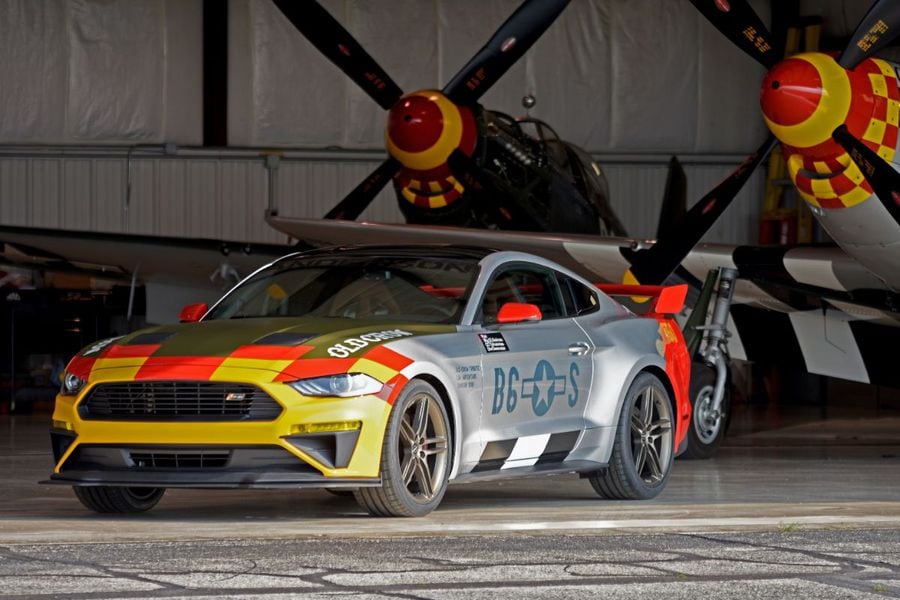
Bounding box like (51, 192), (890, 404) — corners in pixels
(497, 302), (542, 324)
(179, 302), (208, 323)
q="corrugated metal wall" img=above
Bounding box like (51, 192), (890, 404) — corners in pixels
(0, 148), (763, 245)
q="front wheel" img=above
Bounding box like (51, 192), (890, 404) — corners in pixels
(73, 486), (165, 513)
(354, 380), (451, 517)
(589, 372), (674, 500)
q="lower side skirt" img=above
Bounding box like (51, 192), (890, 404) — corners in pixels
(42, 474), (381, 490)
(452, 459), (606, 484)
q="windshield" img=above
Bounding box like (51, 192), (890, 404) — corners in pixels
(205, 254), (479, 324)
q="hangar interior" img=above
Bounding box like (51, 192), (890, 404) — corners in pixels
(0, 0), (898, 426)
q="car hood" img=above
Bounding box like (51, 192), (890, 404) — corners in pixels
(67, 317), (455, 380)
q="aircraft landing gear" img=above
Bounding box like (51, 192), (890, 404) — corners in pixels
(681, 267), (737, 459)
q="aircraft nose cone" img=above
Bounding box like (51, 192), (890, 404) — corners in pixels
(760, 58), (823, 127)
(386, 94), (445, 154)
(759, 53), (854, 156)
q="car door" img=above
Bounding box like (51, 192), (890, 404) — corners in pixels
(474, 263), (593, 471)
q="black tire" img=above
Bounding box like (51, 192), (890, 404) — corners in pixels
(589, 372), (674, 500)
(354, 380), (451, 517)
(73, 486), (165, 514)
(681, 362), (731, 459)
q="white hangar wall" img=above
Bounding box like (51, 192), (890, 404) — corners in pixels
(0, 0), (203, 145)
(230, 0), (769, 153)
(0, 0), (776, 245)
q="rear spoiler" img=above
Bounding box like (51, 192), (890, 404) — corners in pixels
(596, 283), (688, 315)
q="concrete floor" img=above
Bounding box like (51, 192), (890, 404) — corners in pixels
(1, 411), (899, 598)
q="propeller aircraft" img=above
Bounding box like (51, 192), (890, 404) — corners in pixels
(271, 0), (626, 236)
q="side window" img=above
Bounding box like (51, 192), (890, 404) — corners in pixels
(479, 266), (565, 324)
(557, 273), (600, 317)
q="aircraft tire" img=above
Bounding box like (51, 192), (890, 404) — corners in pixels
(681, 363), (731, 460)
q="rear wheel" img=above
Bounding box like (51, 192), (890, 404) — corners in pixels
(354, 380), (451, 517)
(590, 372), (674, 500)
(73, 486), (165, 513)
(682, 363), (730, 459)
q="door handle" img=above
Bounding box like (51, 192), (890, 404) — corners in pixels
(568, 342), (591, 356)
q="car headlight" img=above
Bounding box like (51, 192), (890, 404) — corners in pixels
(60, 372), (86, 396)
(288, 373), (383, 398)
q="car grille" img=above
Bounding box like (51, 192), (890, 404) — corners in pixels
(79, 381), (282, 421)
(129, 450), (230, 469)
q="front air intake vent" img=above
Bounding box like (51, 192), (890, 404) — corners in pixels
(79, 381), (282, 421)
(129, 450), (230, 469)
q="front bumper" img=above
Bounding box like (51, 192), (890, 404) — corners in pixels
(49, 368), (395, 486)
(46, 443), (380, 489)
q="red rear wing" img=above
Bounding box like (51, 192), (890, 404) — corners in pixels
(595, 283), (688, 316)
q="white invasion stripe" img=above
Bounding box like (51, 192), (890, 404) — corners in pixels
(500, 433), (551, 470)
(681, 244), (738, 282)
(501, 457), (542, 469)
(431, 514), (900, 533)
(789, 310), (870, 384)
(784, 249), (847, 291)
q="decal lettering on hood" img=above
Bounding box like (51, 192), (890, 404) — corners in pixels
(83, 336), (124, 356)
(327, 329), (414, 358)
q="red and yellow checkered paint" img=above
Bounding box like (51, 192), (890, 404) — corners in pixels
(779, 56), (900, 210)
(67, 340), (413, 397)
(55, 340), (418, 479)
(399, 174), (466, 209)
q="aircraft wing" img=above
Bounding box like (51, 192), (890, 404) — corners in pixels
(268, 213), (638, 281)
(0, 225), (290, 322)
(269, 214), (900, 387)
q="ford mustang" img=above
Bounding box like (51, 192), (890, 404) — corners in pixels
(48, 246), (691, 517)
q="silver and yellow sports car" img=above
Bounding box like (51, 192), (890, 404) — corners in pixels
(49, 245), (691, 517)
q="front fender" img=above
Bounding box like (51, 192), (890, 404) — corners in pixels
(395, 360), (466, 481)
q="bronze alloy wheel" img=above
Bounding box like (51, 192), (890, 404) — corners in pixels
(354, 379), (451, 517)
(629, 383), (673, 484)
(589, 372), (675, 500)
(397, 390), (450, 502)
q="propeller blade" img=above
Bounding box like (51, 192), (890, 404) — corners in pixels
(271, 0), (404, 110)
(656, 156), (688, 239)
(442, 0), (570, 105)
(624, 135), (776, 284)
(838, 0), (900, 70)
(324, 158), (401, 220)
(689, 0), (779, 69)
(832, 125), (900, 225)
